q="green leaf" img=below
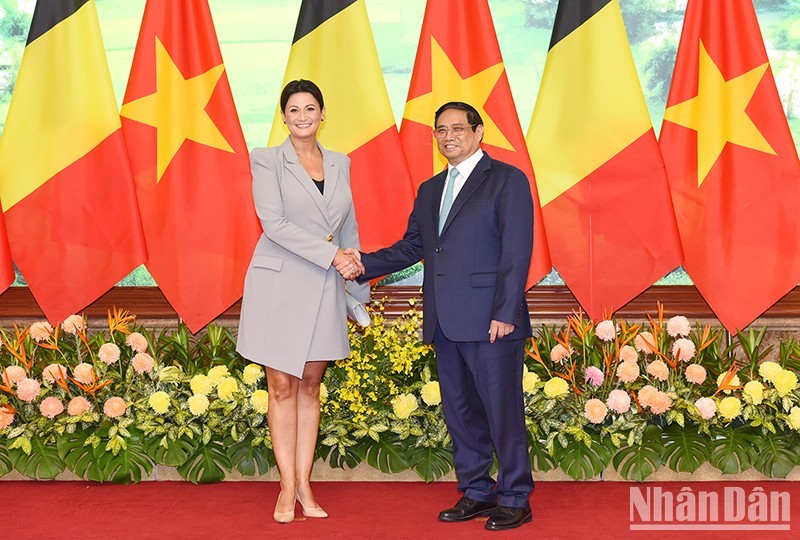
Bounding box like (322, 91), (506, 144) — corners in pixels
(661, 424), (710, 473)
(359, 433), (409, 474)
(144, 434), (198, 467)
(0, 438), (13, 478)
(177, 439), (232, 484)
(316, 441), (362, 469)
(551, 431), (612, 480)
(612, 425), (664, 482)
(226, 436), (274, 477)
(99, 434), (154, 484)
(529, 437), (555, 473)
(404, 444), (452, 481)
(9, 437), (65, 479)
(57, 431), (106, 482)
(709, 426), (759, 474)
(753, 435), (798, 479)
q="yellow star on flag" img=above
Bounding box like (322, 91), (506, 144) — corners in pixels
(664, 40), (775, 186)
(404, 36), (513, 169)
(120, 37), (234, 181)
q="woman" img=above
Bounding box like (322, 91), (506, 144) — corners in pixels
(237, 79), (368, 523)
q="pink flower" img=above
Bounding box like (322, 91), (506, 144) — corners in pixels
(667, 315), (691, 337)
(606, 389), (631, 414)
(72, 363), (94, 385)
(585, 366), (604, 387)
(126, 332), (148, 353)
(695, 397), (717, 420)
(672, 338), (696, 361)
(616, 361), (640, 383)
(39, 397), (64, 419)
(61, 314), (85, 335)
(67, 397), (91, 416)
(584, 398), (608, 424)
(3, 365), (27, 385)
(17, 378), (41, 402)
(619, 345), (638, 363)
(0, 409), (13, 429)
(634, 332), (656, 354)
(28, 321), (53, 342)
(550, 343), (572, 363)
(638, 385), (659, 408)
(42, 363), (67, 383)
(648, 391), (673, 414)
(595, 320), (617, 342)
(685, 364), (707, 385)
(132, 353), (155, 375)
(103, 397), (127, 418)
(646, 360), (669, 381)
(98, 343), (121, 365)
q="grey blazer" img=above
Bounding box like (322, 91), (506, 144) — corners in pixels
(236, 137), (369, 378)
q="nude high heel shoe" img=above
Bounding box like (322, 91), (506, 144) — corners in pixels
(273, 491), (295, 524)
(296, 492), (328, 518)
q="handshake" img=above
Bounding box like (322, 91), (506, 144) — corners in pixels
(333, 247), (365, 280)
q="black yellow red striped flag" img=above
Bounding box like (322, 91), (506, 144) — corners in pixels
(0, 0), (146, 321)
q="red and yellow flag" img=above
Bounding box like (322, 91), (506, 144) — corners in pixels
(660, 0), (800, 333)
(121, 0), (260, 332)
(400, 0), (551, 288)
(0, 212), (13, 294)
(527, 0), (683, 320)
(0, 0), (146, 321)
(268, 0), (414, 253)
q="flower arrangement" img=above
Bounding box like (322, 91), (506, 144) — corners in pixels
(2, 303), (800, 484)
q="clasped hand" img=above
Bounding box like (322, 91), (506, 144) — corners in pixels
(333, 248), (365, 280)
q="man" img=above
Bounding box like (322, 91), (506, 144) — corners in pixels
(356, 102), (534, 531)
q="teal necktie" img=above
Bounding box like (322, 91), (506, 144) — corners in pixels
(439, 167), (459, 234)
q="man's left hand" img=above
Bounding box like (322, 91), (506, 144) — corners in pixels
(489, 320), (515, 343)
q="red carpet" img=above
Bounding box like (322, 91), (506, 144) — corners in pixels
(2, 480), (798, 539)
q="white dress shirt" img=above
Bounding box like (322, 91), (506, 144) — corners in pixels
(440, 148), (485, 211)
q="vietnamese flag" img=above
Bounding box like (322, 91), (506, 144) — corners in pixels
(526, 0), (683, 320)
(400, 0), (551, 288)
(268, 0), (414, 253)
(121, 0), (260, 332)
(659, 0), (800, 333)
(0, 0), (146, 321)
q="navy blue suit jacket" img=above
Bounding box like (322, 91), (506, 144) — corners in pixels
(360, 152), (533, 343)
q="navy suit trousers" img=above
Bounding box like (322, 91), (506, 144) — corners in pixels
(433, 325), (534, 507)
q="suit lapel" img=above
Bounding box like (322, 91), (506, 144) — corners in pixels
(440, 153), (491, 236)
(431, 169), (447, 238)
(280, 138), (333, 228)
(320, 145), (341, 208)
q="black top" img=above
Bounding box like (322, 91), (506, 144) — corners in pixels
(312, 178), (324, 195)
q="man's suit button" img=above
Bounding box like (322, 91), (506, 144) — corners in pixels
(435, 247), (443, 253)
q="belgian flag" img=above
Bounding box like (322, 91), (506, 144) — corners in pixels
(0, 0), (146, 322)
(268, 0), (415, 253)
(527, 0), (683, 319)
(400, 0), (551, 288)
(0, 213), (12, 293)
(660, 1), (800, 333)
(121, 0), (261, 332)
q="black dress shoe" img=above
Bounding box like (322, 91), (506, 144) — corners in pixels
(485, 504), (533, 531)
(438, 496), (498, 522)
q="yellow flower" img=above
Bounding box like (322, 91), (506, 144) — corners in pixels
(718, 397), (742, 421)
(522, 372), (539, 394)
(743, 381), (764, 405)
(250, 389), (269, 414)
(716, 372), (741, 394)
(190, 374), (214, 396)
(773, 369), (798, 397)
(788, 407), (800, 431)
(207, 365), (230, 385)
(392, 393), (418, 419)
(217, 377), (239, 401)
(242, 364), (264, 385)
(758, 361), (783, 382)
(319, 382), (328, 403)
(148, 391), (170, 414)
(543, 377), (569, 398)
(188, 394), (209, 416)
(421, 381), (441, 406)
